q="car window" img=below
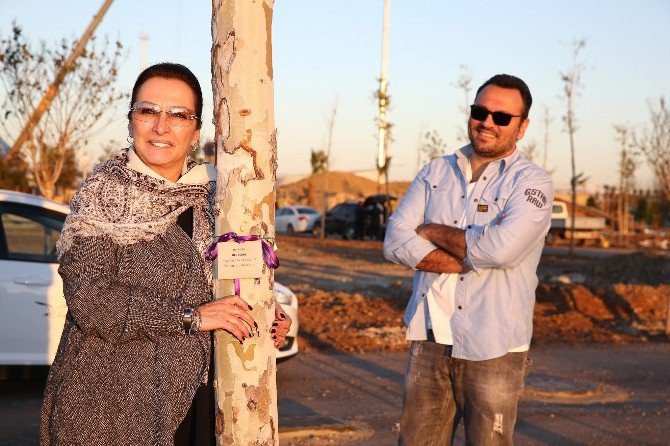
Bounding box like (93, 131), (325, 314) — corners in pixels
(328, 205), (343, 217)
(298, 208), (318, 215)
(0, 203), (66, 263)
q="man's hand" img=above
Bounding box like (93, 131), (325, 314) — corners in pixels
(415, 248), (467, 274)
(415, 223), (467, 260)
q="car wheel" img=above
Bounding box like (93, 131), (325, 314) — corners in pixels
(343, 225), (356, 240)
(286, 224), (294, 235)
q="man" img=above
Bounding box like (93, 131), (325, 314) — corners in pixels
(383, 74), (553, 445)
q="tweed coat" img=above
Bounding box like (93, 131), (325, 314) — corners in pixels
(40, 151), (215, 445)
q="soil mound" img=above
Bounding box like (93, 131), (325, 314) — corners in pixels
(274, 236), (669, 353)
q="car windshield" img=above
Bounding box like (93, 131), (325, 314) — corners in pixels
(298, 208), (318, 214)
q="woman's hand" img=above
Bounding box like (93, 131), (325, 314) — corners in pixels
(197, 296), (256, 342)
(271, 303), (292, 348)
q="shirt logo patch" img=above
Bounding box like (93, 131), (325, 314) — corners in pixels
(524, 188), (547, 208)
(477, 204), (489, 212)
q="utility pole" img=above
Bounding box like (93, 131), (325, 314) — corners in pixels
(139, 33), (149, 70)
(211, 1), (278, 444)
(376, 0), (391, 187)
(7, 0), (114, 159)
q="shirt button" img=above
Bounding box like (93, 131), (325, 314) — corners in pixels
(467, 225), (472, 229)
(453, 220), (458, 224)
(483, 176), (487, 180)
(461, 195), (465, 199)
(474, 198), (478, 203)
(459, 277), (464, 281)
(421, 293), (426, 297)
(458, 305), (463, 310)
(495, 197), (498, 201)
(432, 185), (437, 188)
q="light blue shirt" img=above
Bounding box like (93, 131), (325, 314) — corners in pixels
(383, 145), (554, 361)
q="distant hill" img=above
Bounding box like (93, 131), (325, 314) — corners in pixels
(277, 171), (410, 210)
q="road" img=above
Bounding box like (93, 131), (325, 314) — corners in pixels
(275, 343), (670, 445)
(2, 343), (669, 445)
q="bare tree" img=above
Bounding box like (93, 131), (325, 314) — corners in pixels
(310, 149), (327, 174)
(559, 38), (587, 255)
(452, 63), (473, 144)
(0, 150), (30, 191)
(419, 129), (447, 166)
(375, 0), (392, 188)
(320, 99), (338, 238)
(0, 24), (126, 199)
(541, 105), (553, 171)
(614, 125), (637, 246)
(374, 84), (392, 185)
(521, 140), (538, 162)
(633, 97), (670, 202)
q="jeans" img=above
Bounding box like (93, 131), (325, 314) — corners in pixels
(398, 340), (530, 446)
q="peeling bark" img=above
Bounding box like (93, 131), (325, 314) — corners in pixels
(211, 0), (278, 444)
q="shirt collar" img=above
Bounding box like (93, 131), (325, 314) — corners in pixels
(455, 143), (520, 176)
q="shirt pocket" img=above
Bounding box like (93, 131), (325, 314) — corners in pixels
(424, 179), (458, 224)
(473, 188), (509, 226)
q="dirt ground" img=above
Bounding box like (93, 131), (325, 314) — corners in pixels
(274, 236), (670, 353)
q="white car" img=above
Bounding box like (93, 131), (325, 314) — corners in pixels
(0, 189), (298, 365)
(275, 205), (321, 235)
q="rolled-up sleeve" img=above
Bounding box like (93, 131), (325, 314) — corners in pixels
(465, 171), (553, 270)
(383, 164), (438, 269)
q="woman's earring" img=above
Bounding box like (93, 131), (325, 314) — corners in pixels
(127, 135), (134, 145)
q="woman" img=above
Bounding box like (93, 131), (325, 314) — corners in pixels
(40, 62), (291, 445)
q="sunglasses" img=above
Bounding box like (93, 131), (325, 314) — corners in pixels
(469, 105), (523, 126)
(130, 101), (200, 127)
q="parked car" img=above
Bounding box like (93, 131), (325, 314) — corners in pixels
(546, 200), (609, 247)
(324, 194), (397, 240)
(324, 201), (360, 240)
(275, 205), (321, 235)
(0, 189), (299, 365)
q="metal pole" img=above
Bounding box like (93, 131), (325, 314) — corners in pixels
(140, 33), (149, 70)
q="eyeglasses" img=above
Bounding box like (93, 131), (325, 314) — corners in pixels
(469, 104), (523, 126)
(130, 101), (200, 127)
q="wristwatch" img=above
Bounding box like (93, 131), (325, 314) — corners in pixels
(182, 307), (201, 334)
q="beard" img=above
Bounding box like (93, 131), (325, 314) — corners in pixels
(468, 122), (520, 159)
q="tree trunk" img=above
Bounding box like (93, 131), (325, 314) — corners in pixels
(211, 1), (278, 444)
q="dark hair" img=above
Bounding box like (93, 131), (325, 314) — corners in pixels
(475, 74), (532, 119)
(128, 62), (203, 129)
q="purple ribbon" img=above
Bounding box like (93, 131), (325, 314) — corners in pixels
(205, 232), (280, 296)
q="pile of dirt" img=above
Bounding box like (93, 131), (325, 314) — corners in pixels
(277, 171), (409, 210)
(274, 236), (670, 353)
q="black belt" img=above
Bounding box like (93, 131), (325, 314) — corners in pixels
(426, 330), (453, 357)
